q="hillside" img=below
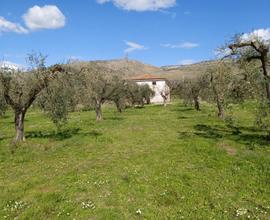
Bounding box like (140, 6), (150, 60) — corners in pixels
(94, 59), (164, 77)
(91, 59), (219, 80)
(160, 60), (221, 80)
(68, 59), (234, 80)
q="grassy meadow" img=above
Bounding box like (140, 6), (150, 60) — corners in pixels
(0, 102), (270, 219)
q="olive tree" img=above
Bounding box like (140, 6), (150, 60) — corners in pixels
(205, 62), (233, 119)
(124, 82), (154, 107)
(80, 64), (119, 121)
(204, 59), (256, 119)
(256, 101), (270, 139)
(228, 29), (270, 103)
(0, 53), (65, 143)
(159, 82), (170, 107)
(125, 81), (141, 107)
(139, 84), (155, 106)
(0, 87), (7, 116)
(176, 75), (207, 111)
(109, 77), (129, 113)
(223, 30), (270, 136)
(37, 71), (76, 131)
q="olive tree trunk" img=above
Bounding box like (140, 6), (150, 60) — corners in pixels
(193, 96), (200, 111)
(210, 74), (225, 119)
(14, 109), (26, 143)
(216, 95), (225, 119)
(163, 100), (167, 107)
(160, 92), (169, 107)
(115, 101), (122, 113)
(95, 101), (103, 121)
(261, 56), (270, 103)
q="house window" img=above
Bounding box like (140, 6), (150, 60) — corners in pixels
(152, 81), (156, 85)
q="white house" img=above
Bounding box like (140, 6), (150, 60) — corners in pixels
(131, 74), (170, 104)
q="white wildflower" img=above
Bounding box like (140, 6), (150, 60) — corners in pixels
(136, 209), (142, 215)
(236, 208), (247, 216)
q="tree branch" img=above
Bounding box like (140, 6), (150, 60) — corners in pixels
(24, 64), (65, 109)
(229, 42), (263, 54)
(246, 55), (262, 62)
(0, 74), (17, 109)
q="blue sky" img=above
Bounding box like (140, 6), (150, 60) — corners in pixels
(1, 0), (270, 67)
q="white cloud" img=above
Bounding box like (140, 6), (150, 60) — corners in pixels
(241, 28), (270, 44)
(97, 0), (176, 11)
(0, 5), (65, 35)
(0, 61), (24, 70)
(124, 41), (147, 54)
(0, 17), (28, 34)
(161, 42), (199, 49)
(23, 5), (66, 30)
(178, 59), (195, 65)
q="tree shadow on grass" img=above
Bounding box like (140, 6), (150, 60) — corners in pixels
(171, 106), (194, 113)
(105, 116), (124, 121)
(0, 114), (10, 119)
(87, 130), (102, 139)
(134, 106), (145, 109)
(26, 128), (81, 141)
(235, 126), (259, 133)
(26, 128), (103, 141)
(177, 116), (189, 120)
(194, 124), (225, 139)
(194, 124), (270, 147)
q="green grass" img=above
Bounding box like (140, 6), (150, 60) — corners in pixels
(0, 102), (270, 219)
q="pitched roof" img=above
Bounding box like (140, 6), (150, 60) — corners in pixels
(130, 74), (166, 81)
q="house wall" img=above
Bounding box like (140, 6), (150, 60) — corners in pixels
(136, 80), (170, 104)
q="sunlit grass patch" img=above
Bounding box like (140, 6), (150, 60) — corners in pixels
(0, 102), (270, 219)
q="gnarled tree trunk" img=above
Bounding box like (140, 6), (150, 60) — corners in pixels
(162, 96), (168, 107)
(160, 92), (168, 107)
(95, 101), (103, 121)
(193, 96), (200, 111)
(210, 73), (225, 119)
(261, 56), (270, 103)
(14, 109), (26, 143)
(115, 101), (122, 113)
(163, 99), (167, 107)
(216, 95), (225, 119)
(146, 97), (151, 105)
(1, 62), (65, 144)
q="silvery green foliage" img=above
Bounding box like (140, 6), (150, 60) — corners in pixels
(228, 32), (270, 103)
(176, 74), (208, 111)
(37, 71), (75, 131)
(256, 100), (270, 139)
(0, 86), (7, 116)
(125, 81), (154, 107)
(0, 52), (66, 142)
(108, 77), (128, 112)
